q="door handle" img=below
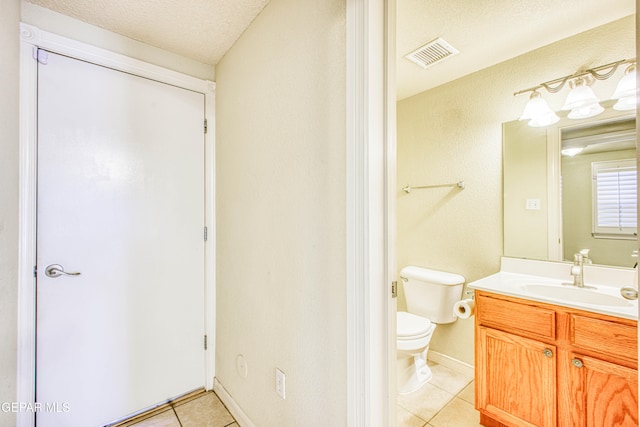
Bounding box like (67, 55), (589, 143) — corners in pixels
(45, 264), (81, 278)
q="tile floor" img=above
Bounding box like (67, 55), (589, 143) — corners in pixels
(118, 362), (474, 427)
(397, 362), (480, 427)
(119, 391), (237, 427)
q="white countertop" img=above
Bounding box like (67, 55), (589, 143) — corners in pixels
(468, 257), (638, 320)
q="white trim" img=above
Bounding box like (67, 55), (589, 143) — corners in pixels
(383, 0), (398, 424)
(346, 1), (367, 422)
(19, 24), (210, 94)
(16, 26), (39, 427)
(546, 126), (562, 261)
(17, 23), (216, 426)
(427, 351), (475, 379)
(213, 379), (255, 427)
(346, 1), (392, 426)
(204, 85), (216, 391)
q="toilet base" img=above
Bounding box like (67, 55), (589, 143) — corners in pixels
(397, 348), (432, 395)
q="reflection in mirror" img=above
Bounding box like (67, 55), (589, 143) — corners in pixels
(503, 110), (637, 268)
(561, 118), (637, 267)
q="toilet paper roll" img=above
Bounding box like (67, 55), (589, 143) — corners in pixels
(453, 299), (475, 319)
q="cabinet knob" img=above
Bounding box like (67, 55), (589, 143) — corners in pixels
(543, 348), (553, 358)
(571, 358), (584, 368)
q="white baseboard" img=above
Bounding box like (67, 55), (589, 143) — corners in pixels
(213, 378), (255, 427)
(427, 350), (475, 379)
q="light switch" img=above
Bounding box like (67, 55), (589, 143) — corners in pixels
(525, 199), (541, 210)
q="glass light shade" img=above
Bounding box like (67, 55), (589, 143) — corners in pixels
(611, 67), (637, 100)
(528, 112), (560, 127)
(561, 79), (601, 111)
(613, 96), (637, 111)
(611, 66), (637, 111)
(561, 147), (584, 157)
(567, 103), (604, 119)
(519, 92), (559, 127)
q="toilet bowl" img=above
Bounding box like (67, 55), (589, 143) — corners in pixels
(397, 266), (464, 394)
(396, 311), (436, 394)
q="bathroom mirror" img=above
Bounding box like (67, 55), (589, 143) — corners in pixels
(503, 107), (637, 268)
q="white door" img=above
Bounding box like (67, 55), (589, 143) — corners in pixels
(36, 50), (206, 427)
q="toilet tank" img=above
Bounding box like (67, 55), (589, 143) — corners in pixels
(400, 266), (465, 324)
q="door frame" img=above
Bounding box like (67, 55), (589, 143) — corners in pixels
(346, 0), (396, 425)
(17, 23), (216, 427)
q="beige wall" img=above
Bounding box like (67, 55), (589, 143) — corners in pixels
(397, 15), (635, 365)
(215, 0), (346, 425)
(0, 0), (20, 425)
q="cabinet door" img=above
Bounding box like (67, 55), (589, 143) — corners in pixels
(567, 353), (638, 427)
(477, 326), (557, 427)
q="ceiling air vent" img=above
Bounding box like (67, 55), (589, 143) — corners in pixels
(405, 37), (459, 69)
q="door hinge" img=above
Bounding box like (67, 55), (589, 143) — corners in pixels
(33, 265), (37, 278)
(204, 335), (208, 350)
(391, 281), (398, 298)
(204, 119), (208, 134)
(204, 226), (208, 241)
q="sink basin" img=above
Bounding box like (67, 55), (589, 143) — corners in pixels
(520, 284), (633, 307)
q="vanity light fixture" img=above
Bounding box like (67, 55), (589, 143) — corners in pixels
(514, 58), (636, 127)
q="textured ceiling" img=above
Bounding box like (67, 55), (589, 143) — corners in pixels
(26, 0), (270, 65)
(397, 0), (636, 100)
(27, 0), (635, 98)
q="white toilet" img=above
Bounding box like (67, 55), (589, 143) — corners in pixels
(397, 266), (465, 394)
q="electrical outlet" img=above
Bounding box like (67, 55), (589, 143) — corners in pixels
(236, 354), (248, 378)
(275, 368), (286, 399)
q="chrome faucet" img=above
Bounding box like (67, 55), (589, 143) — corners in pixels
(569, 253), (585, 288)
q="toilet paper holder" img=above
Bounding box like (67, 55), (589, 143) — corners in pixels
(464, 288), (475, 299)
(453, 296), (475, 319)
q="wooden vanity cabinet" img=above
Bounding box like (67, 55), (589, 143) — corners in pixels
(475, 291), (638, 427)
(477, 326), (557, 426)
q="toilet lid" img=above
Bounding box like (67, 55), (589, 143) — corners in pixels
(397, 311), (432, 338)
